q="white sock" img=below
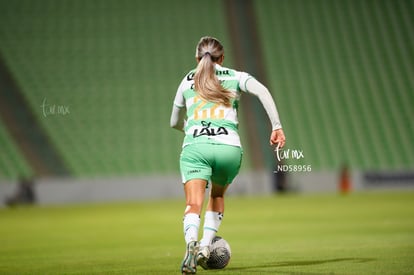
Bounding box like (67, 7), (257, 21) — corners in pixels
(200, 211), (223, 247)
(183, 213), (200, 244)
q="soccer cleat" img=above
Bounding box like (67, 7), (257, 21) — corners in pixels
(180, 241), (199, 274)
(196, 246), (210, 270)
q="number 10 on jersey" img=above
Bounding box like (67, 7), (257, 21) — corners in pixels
(193, 96), (225, 120)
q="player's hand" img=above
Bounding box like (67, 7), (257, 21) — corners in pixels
(270, 128), (286, 148)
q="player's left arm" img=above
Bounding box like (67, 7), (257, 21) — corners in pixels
(245, 77), (286, 148)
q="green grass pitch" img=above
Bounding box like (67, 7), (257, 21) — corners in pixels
(1, 191), (413, 274)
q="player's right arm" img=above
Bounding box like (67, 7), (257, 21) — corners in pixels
(170, 105), (186, 132)
(170, 78), (187, 132)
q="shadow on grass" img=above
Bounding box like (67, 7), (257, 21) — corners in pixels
(227, 257), (376, 271)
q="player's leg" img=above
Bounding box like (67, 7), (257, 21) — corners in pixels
(197, 183), (228, 269)
(200, 144), (242, 247)
(181, 179), (207, 274)
(180, 143), (213, 274)
(183, 179), (208, 243)
(200, 183), (228, 245)
(180, 144), (212, 245)
(206, 182), (228, 213)
(198, 144), (242, 269)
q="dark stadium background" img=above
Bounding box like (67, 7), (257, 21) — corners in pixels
(0, 0), (413, 205)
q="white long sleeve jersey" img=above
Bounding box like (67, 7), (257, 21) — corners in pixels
(171, 64), (282, 148)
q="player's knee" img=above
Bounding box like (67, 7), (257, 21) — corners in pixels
(210, 193), (225, 200)
(210, 184), (228, 198)
(184, 203), (202, 215)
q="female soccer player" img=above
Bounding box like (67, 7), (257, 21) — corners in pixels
(170, 36), (285, 274)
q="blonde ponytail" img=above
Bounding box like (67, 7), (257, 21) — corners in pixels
(194, 37), (234, 107)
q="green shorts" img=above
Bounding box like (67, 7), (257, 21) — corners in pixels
(180, 143), (243, 186)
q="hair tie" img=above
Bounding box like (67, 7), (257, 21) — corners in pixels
(204, 52), (211, 57)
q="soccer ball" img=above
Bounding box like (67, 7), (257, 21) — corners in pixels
(205, 236), (231, 269)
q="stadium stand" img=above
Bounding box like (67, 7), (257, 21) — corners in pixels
(0, 0), (238, 178)
(0, 0), (413, 181)
(0, 122), (32, 179)
(255, 0), (414, 170)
